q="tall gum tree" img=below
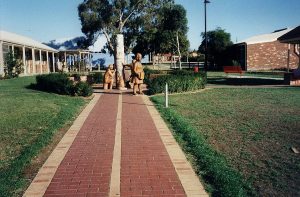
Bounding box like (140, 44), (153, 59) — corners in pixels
(132, 4), (189, 69)
(159, 4), (189, 70)
(78, 0), (174, 88)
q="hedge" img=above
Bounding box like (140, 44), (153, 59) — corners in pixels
(87, 72), (103, 84)
(146, 69), (207, 95)
(34, 73), (93, 97)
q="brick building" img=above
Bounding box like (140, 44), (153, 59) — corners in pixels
(234, 28), (298, 71)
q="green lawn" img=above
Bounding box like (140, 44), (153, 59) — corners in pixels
(208, 71), (284, 79)
(0, 77), (88, 196)
(207, 71), (285, 86)
(151, 87), (300, 196)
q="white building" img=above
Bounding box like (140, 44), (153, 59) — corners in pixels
(0, 30), (58, 76)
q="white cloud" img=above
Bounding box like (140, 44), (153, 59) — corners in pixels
(88, 35), (107, 52)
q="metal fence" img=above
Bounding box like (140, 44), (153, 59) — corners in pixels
(170, 61), (205, 69)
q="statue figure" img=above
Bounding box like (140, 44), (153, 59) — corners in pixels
(103, 64), (115, 90)
(131, 53), (144, 95)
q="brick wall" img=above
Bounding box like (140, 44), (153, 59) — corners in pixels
(247, 41), (299, 71)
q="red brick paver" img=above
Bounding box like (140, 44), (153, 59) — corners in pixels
(121, 95), (186, 197)
(25, 91), (207, 197)
(43, 94), (119, 197)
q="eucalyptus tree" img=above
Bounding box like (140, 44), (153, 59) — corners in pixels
(78, 0), (174, 88)
(132, 4), (189, 69)
(158, 4), (189, 69)
(198, 27), (233, 69)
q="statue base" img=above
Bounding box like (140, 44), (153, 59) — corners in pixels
(118, 87), (127, 91)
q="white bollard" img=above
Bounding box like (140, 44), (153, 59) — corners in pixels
(165, 83), (168, 108)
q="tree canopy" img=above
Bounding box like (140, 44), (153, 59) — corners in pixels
(78, 0), (174, 55)
(198, 27), (233, 69)
(133, 4), (189, 58)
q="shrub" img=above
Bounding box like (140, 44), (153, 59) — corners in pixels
(34, 73), (93, 97)
(144, 67), (168, 85)
(4, 51), (24, 78)
(74, 81), (93, 97)
(87, 72), (103, 84)
(35, 73), (74, 95)
(146, 70), (206, 95)
(72, 73), (81, 81)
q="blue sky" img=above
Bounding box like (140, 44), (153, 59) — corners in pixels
(1, 0), (299, 50)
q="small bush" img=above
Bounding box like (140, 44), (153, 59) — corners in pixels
(74, 81), (93, 97)
(146, 70), (206, 95)
(36, 73), (74, 95)
(87, 72), (103, 84)
(72, 73), (81, 81)
(4, 51), (24, 78)
(34, 73), (93, 97)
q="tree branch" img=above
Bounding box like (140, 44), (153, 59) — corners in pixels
(121, 0), (143, 30)
(103, 28), (114, 53)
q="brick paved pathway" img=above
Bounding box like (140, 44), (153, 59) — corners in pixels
(121, 95), (185, 196)
(24, 91), (208, 197)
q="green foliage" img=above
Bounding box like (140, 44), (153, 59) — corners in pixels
(74, 81), (93, 97)
(4, 51), (24, 78)
(143, 67), (166, 85)
(35, 73), (74, 95)
(157, 4), (189, 54)
(34, 73), (93, 97)
(78, 0), (174, 54)
(87, 72), (103, 84)
(133, 4), (189, 57)
(72, 73), (81, 81)
(151, 96), (255, 196)
(199, 27), (233, 69)
(146, 70), (206, 95)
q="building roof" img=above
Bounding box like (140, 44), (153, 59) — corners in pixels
(277, 26), (300, 44)
(237, 28), (292, 45)
(0, 30), (58, 52)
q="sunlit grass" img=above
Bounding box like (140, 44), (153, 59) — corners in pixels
(151, 87), (300, 196)
(0, 77), (88, 196)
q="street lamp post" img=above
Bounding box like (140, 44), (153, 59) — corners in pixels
(204, 0), (210, 71)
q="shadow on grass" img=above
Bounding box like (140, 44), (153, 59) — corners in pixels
(208, 77), (284, 86)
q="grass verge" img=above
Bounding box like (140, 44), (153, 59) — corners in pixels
(151, 87), (300, 196)
(0, 77), (88, 196)
(151, 96), (255, 196)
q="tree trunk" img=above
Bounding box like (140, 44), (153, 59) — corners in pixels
(115, 34), (126, 90)
(176, 31), (182, 70)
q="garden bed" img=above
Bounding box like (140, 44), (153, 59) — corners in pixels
(144, 69), (207, 95)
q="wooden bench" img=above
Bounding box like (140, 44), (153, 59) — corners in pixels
(223, 66), (243, 76)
